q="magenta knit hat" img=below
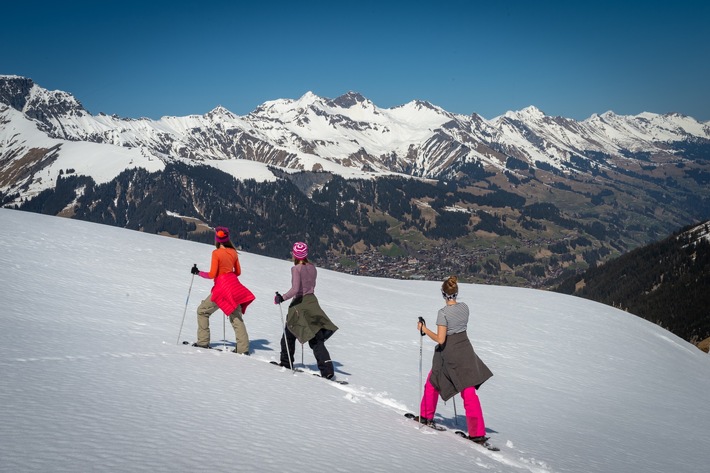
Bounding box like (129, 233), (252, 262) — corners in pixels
(292, 241), (308, 259)
(215, 226), (230, 243)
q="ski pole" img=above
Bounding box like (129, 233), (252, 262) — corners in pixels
(418, 316), (426, 429)
(223, 310), (227, 352)
(453, 397), (459, 426)
(176, 266), (197, 345)
(277, 293), (295, 372)
(301, 342), (304, 368)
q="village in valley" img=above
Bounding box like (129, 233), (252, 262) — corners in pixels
(317, 238), (574, 289)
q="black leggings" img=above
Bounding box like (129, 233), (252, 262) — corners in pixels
(280, 327), (334, 378)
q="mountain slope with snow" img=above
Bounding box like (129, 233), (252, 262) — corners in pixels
(0, 105), (165, 198)
(1, 208), (708, 473)
(4, 75), (710, 294)
(2, 75), (710, 202)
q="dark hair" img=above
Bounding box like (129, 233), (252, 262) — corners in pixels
(293, 256), (310, 265)
(216, 240), (237, 250)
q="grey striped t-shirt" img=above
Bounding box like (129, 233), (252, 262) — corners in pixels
(436, 302), (470, 335)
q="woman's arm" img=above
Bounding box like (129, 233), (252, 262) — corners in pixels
(418, 321), (447, 345)
(198, 251), (220, 279)
(281, 265), (302, 301)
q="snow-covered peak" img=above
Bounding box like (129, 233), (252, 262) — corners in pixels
(208, 105), (231, 115)
(248, 92), (325, 122)
(585, 110), (618, 123)
(329, 91), (371, 109)
(251, 97), (297, 118)
(388, 99), (453, 126)
(295, 90), (321, 108)
(205, 105), (238, 121)
(392, 99), (446, 114)
(3, 75), (710, 187)
(28, 83), (81, 107)
(501, 105), (546, 121)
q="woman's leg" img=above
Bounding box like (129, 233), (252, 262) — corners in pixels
(280, 326), (297, 368)
(461, 386), (486, 438)
(419, 372), (439, 421)
(229, 305), (250, 354)
(196, 295), (218, 346)
(308, 329), (334, 378)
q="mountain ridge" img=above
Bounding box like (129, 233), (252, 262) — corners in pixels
(2, 75), (709, 184)
(2, 75), (710, 300)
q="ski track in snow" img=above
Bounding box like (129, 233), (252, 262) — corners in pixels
(176, 345), (558, 473)
(2, 342), (554, 473)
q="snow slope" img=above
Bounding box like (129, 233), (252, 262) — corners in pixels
(0, 105), (165, 199)
(1, 208), (708, 473)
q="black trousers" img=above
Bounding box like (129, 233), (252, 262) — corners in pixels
(280, 327), (334, 378)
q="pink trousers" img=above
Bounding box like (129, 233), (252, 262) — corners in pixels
(420, 371), (486, 437)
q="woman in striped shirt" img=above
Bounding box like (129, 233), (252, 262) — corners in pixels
(417, 276), (496, 449)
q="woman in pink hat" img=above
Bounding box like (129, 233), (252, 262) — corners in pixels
(274, 241), (338, 379)
(190, 226), (255, 354)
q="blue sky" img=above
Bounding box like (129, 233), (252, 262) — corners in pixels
(3, 0), (708, 121)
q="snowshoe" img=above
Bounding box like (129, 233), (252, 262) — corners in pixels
(455, 431), (500, 451)
(404, 413), (446, 431)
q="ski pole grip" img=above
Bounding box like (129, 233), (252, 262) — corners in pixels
(418, 316), (426, 336)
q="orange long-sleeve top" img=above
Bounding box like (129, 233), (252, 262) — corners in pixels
(201, 247), (241, 279)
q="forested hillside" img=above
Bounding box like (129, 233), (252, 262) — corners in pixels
(555, 222), (710, 346)
(14, 161), (631, 288)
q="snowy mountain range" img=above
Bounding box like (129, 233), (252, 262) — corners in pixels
(2, 74), (710, 198)
(2, 74), (710, 292)
(1, 207), (709, 473)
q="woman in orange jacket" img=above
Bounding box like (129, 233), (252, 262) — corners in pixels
(191, 226), (255, 354)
